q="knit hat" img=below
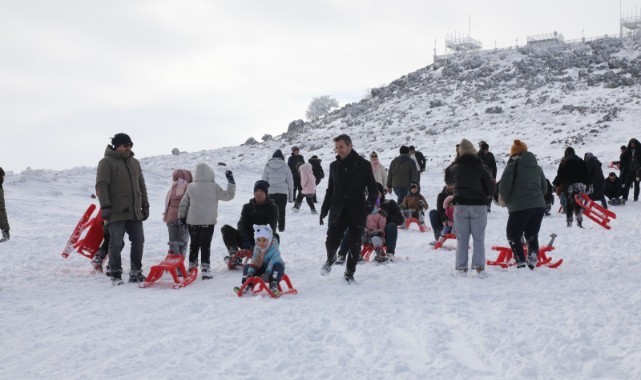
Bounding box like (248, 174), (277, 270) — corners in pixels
(253, 224), (273, 246)
(253, 180), (269, 195)
(291, 146), (300, 152)
(510, 140), (528, 156)
(310, 155), (319, 160)
(458, 139), (477, 156)
(410, 182), (419, 190)
(479, 141), (489, 151)
(112, 133), (133, 148)
(608, 172), (617, 177)
(400, 145), (410, 155)
(272, 149), (284, 160)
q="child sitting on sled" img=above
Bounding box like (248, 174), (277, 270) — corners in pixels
(400, 182), (429, 226)
(238, 224), (285, 295)
(363, 206), (388, 262)
(434, 195), (455, 246)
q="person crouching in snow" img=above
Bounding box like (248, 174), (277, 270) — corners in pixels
(178, 163), (236, 280)
(238, 224), (285, 295)
(434, 195), (455, 247)
(293, 161), (317, 214)
(363, 207), (388, 262)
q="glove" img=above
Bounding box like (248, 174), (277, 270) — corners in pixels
(585, 184), (594, 195)
(418, 200), (425, 208)
(142, 207), (149, 221)
(179, 218), (187, 228)
(101, 207), (111, 222)
(225, 170), (235, 184)
(260, 272), (271, 282)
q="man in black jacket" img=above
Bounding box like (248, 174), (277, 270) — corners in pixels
(478, 141), (497, 213)
(620, 138), (641, 202)
(221, 180), (279, 265)
(288, 146), (305, 200)
(320, 134), (378, 283)
(409, 146), (426, 172)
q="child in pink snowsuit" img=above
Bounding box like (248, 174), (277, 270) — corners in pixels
(363, 207), (387, 262)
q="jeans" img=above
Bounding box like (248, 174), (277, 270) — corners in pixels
(429, 209), (443, 240)
(393, 186), (409, 204)
(107, 220), (145, 274)
(167, 220), (189, 255)
(453, 205), (487, 271)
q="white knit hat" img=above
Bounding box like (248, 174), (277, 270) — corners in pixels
(253, 224), (273, 246)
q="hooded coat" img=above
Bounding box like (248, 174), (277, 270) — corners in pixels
(96, 146), (149, 222)
(620, 138), (641, 180)
(499, 152), (547, 213)
(299, 162), (317, 195)
(584, 153), (605, 200)
(262, 157), (294, 201)
(178, 163), (235, 225)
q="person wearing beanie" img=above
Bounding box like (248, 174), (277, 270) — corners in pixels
(400, 181), (428, 226)
(235, 224), (286, 295)
(478, 140), (498, 213)
(96, 133), (149, 285)
(553, 146), (592, 227)
(308, 155), (324, 203)
(499, 141), (547, 269)
(445, 138), (495, 277)
(221, 180), (280, 267)
(262, 152), (293, 232)
(387, 145), (419, 203)
(288, 146), (305, 200)
(0, 166), (9, 243)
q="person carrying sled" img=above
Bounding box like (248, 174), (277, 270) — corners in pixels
(0, 167), (10, 243)
(163, 169), (193, 255)
(320, 134), (378, 283)
(552, 147), (592, 228)
(499, 140), (547, 269)
(178, 163), (236, 279)
(261, 149), (293, 232)
(221, 180), (279, 267)
(236, 224), (285, 296)
(399, 182), (428, 227)
(96, 133), (149, 285)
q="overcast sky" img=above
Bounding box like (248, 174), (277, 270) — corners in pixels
(0, 0), (635, 172)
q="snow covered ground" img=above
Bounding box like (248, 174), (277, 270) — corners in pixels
(1, 151), (640, 379)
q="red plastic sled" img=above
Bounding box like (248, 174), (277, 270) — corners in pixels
(236, 274), (298, 298)
(226, 249), (252, 270)
(140, 254), (198, 289)
(72, 211), (104, 259)
(574, 193), (616, 230)
(487, 234), (563, 268)
(434, 233), (457, 250)
(62, 204), (99, 258)
(404, 217), (428, 232)
(360, 243), (387, 262)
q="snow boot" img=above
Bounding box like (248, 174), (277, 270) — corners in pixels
(201, 264), (213, 280)
(128, 270), (146, 283)
(344, 270), (355, 284)
(0, 229), (9, 243)
(335, 253), (346, 265)
(111, 273), (124, 286)
(476, 266), (487, 278)
(269, 281), (280, 296)
(321, 260), (333, 276)
(374, 248), (387, 263)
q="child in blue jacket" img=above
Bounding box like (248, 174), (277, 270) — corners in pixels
(238, 224), (285, 295)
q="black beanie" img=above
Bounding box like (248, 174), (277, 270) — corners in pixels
(400, 145), (410, 154)
(254, 180), (269, 195)
(272, 149), (284, 160)
(112, 133), (133, 148)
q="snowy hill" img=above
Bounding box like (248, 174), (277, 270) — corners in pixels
(2, 36), (641, 379)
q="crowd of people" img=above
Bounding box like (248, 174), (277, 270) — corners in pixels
(2, 131), (627, 286)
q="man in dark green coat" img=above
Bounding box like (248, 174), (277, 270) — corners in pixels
(96, 133), (149, 285)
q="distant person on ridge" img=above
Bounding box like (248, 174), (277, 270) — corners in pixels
(95, 133), (149, 285)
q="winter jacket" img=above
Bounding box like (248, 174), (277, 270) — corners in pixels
(163, 169), (192, 223)
(414, 151), (427, 171)
(380, 199), (404, 226)
(308, 157), (324, 185)
(371, 161), (388, 187)
(96, 146), (149, 223)
(553, 155), (592, 190)
(446, 154), (495, 205)
(178, 163), (235, 226)
(443, 195), (454, 226)
(498, 152), (547, 213)
(246, 239), (284, 277)
(604, 176), (622, 198)
(401, 192), (428, 211)
(620, 138), (641, 180)
(0, 167), (4, 189)
(434, 186), (452, 224)
(321, 149), (378, 229)
(288, 154), (305, 178)
(298, 162), (317, 195)
(365, 212), (386, 235)
(262, 157), (294, 201)
(584, 153), (605, 201)
(238, 198), (279, 246)
(387, 154), (418, 189)
(478, 150), (497, 179)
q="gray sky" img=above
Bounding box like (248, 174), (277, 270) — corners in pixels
(0, 0), (632, 171)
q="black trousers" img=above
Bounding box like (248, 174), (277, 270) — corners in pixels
(271, 193), (287, 232)
(325, 208), (363, 274)
(188, 225), (215, 266)
(506, 208), (545, 264)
